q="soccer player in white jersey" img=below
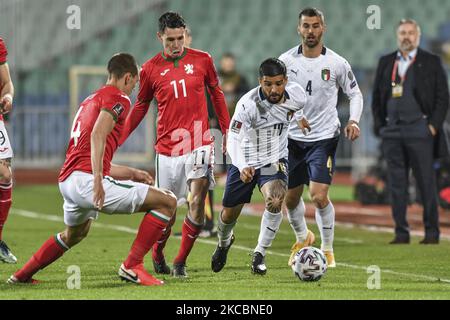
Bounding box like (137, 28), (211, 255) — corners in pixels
(279, 8), (363, 268)
(211, 58), (310, 275)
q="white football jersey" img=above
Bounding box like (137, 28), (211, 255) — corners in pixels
(227, 82), (307, 171)
(279, 45), (363, 142)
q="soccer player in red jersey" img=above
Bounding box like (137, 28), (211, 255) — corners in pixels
(122, 12), (230, 277)
(8, 53), (177, 286)
(0, 37), (16, 264)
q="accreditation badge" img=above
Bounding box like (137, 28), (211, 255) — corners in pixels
(392, 83), (403, 98)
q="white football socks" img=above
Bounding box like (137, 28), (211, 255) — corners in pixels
(287, 198), (308, 243)
(315, 202), (335, 252)
(254, 210), (283, 256)
(217, 212), (236, 248)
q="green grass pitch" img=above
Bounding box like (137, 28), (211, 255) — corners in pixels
(0, 184), (449, 300)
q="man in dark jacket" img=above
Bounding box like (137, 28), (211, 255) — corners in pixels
(372, 19), (449, 244)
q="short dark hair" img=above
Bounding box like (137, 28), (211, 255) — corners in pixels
(259, 58), (287, 78)
(299, 7), (325, 25)
(107, 53), (138, 79)
(158, 11), (186, 33)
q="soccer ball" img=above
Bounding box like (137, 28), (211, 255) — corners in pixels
(291, 246), (327, 282)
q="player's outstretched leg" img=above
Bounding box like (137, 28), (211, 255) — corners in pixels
(253, 180), (286, 275)
(310, 182), (336, 268)
(172, 177), (209, 278)
(285, 187), (315, 266)
(0, 159), (15, 264)
(8, 220), (92, 284)
(211, 206), (242, 273)
(120, 187), (177, 286)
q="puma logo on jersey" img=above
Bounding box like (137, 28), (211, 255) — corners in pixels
(290, 69), (299, 76)
(160, 69), (170, 76)
(185, 64), (194, 74)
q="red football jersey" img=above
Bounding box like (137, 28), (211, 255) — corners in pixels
(122, 47), (230, 156)
(59, 85), (131, 182)
(0, 37), (8, 122)
(0, 38), (7, 65)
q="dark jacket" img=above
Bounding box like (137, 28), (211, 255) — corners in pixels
(371, 48), (450, 158)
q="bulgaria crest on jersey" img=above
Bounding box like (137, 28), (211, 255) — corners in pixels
(321, 68), (331, 81)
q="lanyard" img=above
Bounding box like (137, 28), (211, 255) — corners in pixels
(391, 55), (416, 86)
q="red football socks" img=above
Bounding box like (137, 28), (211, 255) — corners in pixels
(173, 216), (202, 265)
(124, 211), (170, 268)
(14, 235), (68, 281)
(0, 183), (12, 241)
(152, 213), (176, 263)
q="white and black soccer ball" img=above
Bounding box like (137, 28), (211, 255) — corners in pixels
(291, 246), (327, 282)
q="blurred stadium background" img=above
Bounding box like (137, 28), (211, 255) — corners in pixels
(1, 0), (450, 176)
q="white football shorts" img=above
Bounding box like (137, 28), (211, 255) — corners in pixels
(155, 144), (215, 207)
(59, 171), (150, 227)
(0, 121), (13, 159)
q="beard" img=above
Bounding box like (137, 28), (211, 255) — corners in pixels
(303, 33), (322, 48)
(267, 94), (282, 104)
(400, 39), (415, 52)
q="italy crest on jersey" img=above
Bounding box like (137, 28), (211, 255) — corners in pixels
(287, 111), (294, 121)
(321, 68), (331, 81)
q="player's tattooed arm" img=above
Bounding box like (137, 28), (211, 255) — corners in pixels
(261, 179), (287, 213)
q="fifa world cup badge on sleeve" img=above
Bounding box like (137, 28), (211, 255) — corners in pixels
(112, 103), (124, 117)
(231, 120), (242, 134)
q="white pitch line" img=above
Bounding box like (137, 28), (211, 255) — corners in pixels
(10, 208), (450, 284)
